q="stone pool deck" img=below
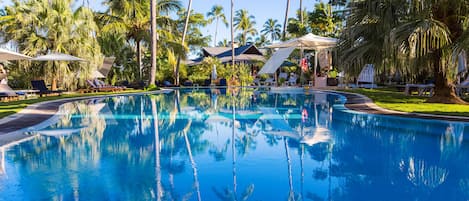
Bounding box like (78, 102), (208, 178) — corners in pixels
(1, 89), (468, 147)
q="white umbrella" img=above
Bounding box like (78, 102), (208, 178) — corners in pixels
(0, 48), (32, 61)
(32, 53), (85, 61)
(266, 33), (337, 50)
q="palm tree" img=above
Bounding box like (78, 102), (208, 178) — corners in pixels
(0, 0), (101, 90)
(340, 0), (469, 103)
(230, 0), (235, 72)
(261, 18), (282, 43)
(150, 0), (157, 86)
(282, 0), (291, 40)
(207, 5), (228, 47)
(174, 0), (193, 86)
(234, 9), (257, 45)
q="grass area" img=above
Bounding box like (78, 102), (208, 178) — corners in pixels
(0, 90), (144, 119)
(340, 88), (469, 117)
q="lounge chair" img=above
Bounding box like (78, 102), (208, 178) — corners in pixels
(31, 80), (62, 97)
(262, 77), (276, 86)
(287, 74), (298, 86)
(0, 84), (19, 101)
(357, 64), (377, 88)
(86, 79), (119, 92)
(405, 83), (434, 96)
(456, 76), (469, 96)
(219, 78), (227, 86)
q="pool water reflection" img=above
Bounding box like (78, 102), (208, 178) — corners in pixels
(1, 89), (469, 201)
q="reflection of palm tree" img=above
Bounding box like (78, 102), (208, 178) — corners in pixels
(151, 98), (163, 200)
(182, 119), (202, 201)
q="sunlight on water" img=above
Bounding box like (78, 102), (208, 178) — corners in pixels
(0, 89), (468, 201)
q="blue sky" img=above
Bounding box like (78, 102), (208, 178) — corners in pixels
(0, 0), (320, 45)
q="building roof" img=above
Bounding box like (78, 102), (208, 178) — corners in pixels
(189, 44), (264, 66)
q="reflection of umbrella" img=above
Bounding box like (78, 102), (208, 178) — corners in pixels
(0, 48), (32, 61)
(212, 64), (217, 80)
(36, 128), (83, 137)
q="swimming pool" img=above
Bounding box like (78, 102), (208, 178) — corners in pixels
(1, 89), (468, 200)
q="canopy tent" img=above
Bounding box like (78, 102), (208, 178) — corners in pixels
(266, 33), (337, 50)
(258, 47), (295, 74)
(0, 48), (32, 61)
(262, 33), (338, 86)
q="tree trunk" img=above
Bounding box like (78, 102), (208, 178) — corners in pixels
(427, 50), (466, 104)
(282, 0), (291, 41)
(137, 40), (143, 81)
(149, 0), (157, 86)
(230, 0), (235, 76)
(299, 0), (303, 25)
(51, 78), (57, 91)
(174, 0), (193, 86)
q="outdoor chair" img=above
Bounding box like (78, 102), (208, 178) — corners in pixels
(456, 76), (469, 96)
(86, 80), (118, 92)
(31, 80), (62, 97)
(287, 74), (298, 86)
(404, 84), (434, 96)
(262, 77), (276, 86)
(219, 78), (227, 86)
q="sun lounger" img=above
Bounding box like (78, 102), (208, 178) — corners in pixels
(405, 84), (434, 96)
(262, 77), (276, 86)
(86, 79), (121, 92)
(287, 74), (298, 86)
(31, 80), (62, 97)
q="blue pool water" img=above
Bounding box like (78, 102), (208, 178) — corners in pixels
(1, 89), (469, 201)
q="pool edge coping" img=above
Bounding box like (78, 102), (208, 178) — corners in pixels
(0, 89), (174, 148)
(325, 90), (469, 122)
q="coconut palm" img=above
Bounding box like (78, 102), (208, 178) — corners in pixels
(234, 9), (257, 45)
(261, 18), (282, 43)
(340, 0), (469, 103)
(150, 0), (157, 86)
(0, 0), (102, 90)
(230, 0), (235, 70)
(207, 5), (228, 47)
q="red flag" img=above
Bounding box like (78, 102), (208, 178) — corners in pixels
(301, 58), (308, 72)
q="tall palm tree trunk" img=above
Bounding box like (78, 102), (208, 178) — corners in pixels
(300, 0), (303, 25)
(149, 0), (157, 86)
(428, 50), (466, 104)
(137, 40), (143, 80)
(175, 0), (193, 86)
(282, 0), (291, 40)
(230, 0), (235, 78)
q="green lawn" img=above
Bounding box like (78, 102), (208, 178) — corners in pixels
(0, 90), (144, 119)
(340, 88), (469, 117)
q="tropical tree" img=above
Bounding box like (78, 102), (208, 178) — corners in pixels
(339, 0), (469, 103)
(207, 5), (228, 47)
(234, 9), (257, 45)
(150, 0), (157, 86)
(261, 18), (282, 43)
(0, 0), (102, 90)
(101, 0), (151, 80)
